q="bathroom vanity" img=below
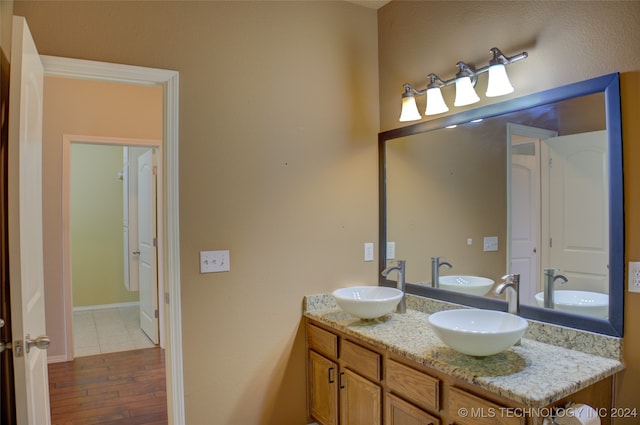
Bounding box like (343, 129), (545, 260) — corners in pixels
(304, 294), (623, 425)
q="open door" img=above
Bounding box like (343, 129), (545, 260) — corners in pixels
(138, 149), (159, 344)
(7, 16), (51, 424)
(544, 130), (609, 293)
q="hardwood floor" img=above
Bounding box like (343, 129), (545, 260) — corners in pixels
(48, 347), (167, 425)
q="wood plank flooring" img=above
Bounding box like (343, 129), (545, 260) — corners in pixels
(48, 347), (167, 425)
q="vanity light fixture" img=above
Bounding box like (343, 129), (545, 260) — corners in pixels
(399, 47), (528, 122)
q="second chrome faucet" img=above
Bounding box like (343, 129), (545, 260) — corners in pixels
(381, 260), (406, 313)
(431, 257), (452, 289)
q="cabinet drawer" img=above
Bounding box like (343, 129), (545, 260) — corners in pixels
(341, 339), (381, 382)
(307, 323), (338, 359)
(448, 387), (525, 425)
(386, 359), (440, 413)
(385, 393), (440, 425)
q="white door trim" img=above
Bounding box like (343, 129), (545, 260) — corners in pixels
(41, 55), (184, 425)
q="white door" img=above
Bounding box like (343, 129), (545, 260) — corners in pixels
(510, 140), (540, 305)
(544, 131), (609, 293)
(7, 16), (51, 424)
(138, 150), (159, 344)
(507, 124), (557, 305)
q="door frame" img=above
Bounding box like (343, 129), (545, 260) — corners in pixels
(41, 55), (184, 424)
(62, 136), (162, 350)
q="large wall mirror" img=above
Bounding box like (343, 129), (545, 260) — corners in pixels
(379, 73), (623, 337)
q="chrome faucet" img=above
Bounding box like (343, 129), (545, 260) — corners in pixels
(543, 268), (568, 309)
(381, 260), (406, 314)
(495, 273), (521, 315)
(431, 257), (452, 288)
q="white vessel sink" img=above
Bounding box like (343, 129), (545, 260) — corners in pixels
(428, 309), (528, 356)
(332, 286), (403, 319)
(438, 275), (495, 296)
(535, 290), (609, 318)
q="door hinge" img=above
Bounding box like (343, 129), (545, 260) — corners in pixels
(153, 238), (157, 247)
(549, 237), (553, 248)
(152, 165), (158, 175)
(165, 292), (170, 305)
(548, 157), (553, 167)
(154, 309), (159, 319)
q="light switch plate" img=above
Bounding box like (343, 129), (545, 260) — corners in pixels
(386, 242), (396, 260)
(483, 236), (499, 252)
(200, 250), (230, 273)
(364, 243), (374, 262)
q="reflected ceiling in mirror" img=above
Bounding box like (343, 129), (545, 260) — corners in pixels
(379, 74), (623, 337)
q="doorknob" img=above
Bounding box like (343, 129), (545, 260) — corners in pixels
(24, 334), (50, 353)
(132, 251), (140, 256)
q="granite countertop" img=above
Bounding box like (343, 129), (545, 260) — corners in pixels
(304, 295), (624, 408)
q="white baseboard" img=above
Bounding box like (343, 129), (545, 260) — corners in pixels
(47, 354), (69, 364)
(73, 301), (139, 312)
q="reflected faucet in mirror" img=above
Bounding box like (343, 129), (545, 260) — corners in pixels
(495, 274), (521, 315)
(382, 260), (407, 313)
(543, 268), (568, 309)
(431, 257), (453, 289)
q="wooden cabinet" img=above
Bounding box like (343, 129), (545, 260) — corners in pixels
(309, 350), (338, 425)
(448, 386), (525, 425)
(306, 318), (611, 425)
(307, 323), (382, 425)
(385, 393), (440, 425)
(340, 368), (382, 425)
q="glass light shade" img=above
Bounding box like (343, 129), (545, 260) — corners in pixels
(453, 76), (480, 106)
(425, 87), (449, 115)
(486, 63), (514, 97)
(399, 95), (421, 122)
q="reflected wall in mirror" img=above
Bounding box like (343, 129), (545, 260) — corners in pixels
(379, 74), (623, 336)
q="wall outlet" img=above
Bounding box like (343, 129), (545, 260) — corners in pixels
(200, 250), (230, 273)
(364, 243), (374, 262)
(629, 261), (640, 293)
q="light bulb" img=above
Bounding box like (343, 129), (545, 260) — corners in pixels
(486, 63), (514, 97)
(453, 76), (480, 107)
(399, 95), (421, 122)
(425, 87), (449, 115)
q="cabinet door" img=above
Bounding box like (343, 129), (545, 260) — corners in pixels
(309, 351), (338, 425)
(385, 393), (440, 425)
(340, 369), (382, 425)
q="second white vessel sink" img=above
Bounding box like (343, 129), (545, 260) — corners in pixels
(438, 275), (495, 296)
(535, 290), (609, 318)
(332, 286), (403, 319)
(428, 309), (528, 356)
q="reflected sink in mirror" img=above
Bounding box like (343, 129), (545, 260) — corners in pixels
(332, 286), (403, 319)
(535, 290), (609, 319)
(428, 309), (528, 356)
(438, 275), (495, 296)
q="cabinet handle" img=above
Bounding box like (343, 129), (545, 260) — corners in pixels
(339, 372), (345, 389)
(328, 367), (335, 384)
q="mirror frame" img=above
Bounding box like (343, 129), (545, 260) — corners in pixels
(379, 73), (623, 337)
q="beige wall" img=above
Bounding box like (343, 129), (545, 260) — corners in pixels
(15, 1), (380, 423)
(70, 144), (139, 307)
(386, 128), (506, 284)
(378, 1), (640, 422)
(42, 76), (162, 357)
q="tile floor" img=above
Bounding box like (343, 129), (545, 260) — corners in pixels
(73, 305), (156, 357)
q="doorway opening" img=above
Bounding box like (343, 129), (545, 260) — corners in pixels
(41, 55), (184, 423)
(67, 141), (161, 357)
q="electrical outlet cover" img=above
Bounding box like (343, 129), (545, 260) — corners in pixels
(200, 250), (230, 273)
(629, 261), (640, 293)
